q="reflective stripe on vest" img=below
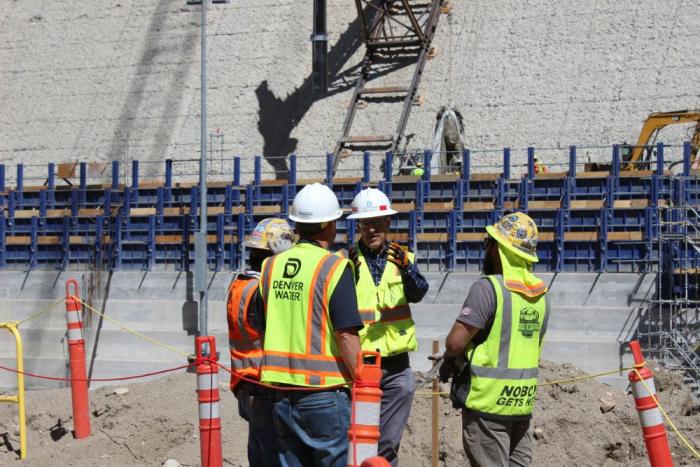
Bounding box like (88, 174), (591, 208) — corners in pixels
(464, 274), (549, 419)
(260, 244), (350, 387)
(226, 275), (262, 390)
(352, 245), (417, 356)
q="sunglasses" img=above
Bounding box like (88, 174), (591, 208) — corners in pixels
(358, 218), (388, 229)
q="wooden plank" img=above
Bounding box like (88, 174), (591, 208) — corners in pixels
(47, 209), (71, 218)
(296, 178), (325, 185)
(528, 201), (560, 210)
(393, 202), (415, 213)
(576, 171), (609, 179)
(534, 172), (567, 180)
(137, 181), (164, 189)
(69, 236), (87, 245)
(156, 235), (183, 244)
(564, 231), (598, 241)
(386, 232), (410, 242)
(470, 173), (501, 181)
(358, 86), (409, 94)
(208, 181), (230, 188)
(163, 207), (184, 216)
(37, 236), (61, 245)
(423, 201), (454, 212)
(463, 201), (494, 211)
(14, 210), (39, 219)
(174, 181), (198, 188)
(613, 199), (649, 209)
(23, 185), (47, 192)
(129, 207), (156, 216)
(538, 232), (555, 241)
(333, 177), (362, 185)
(231, 206), (245, 214)
(456, 232), (487, 241)
(260, 179), (288, 186)
(252, 205), (281, 214)
(187, 234), (236, 244)
(430, 173), (460, 182)
(339, 135), (394, 143)
(503, 200), (519, 210)
(78, 208), (103, 217)
(608, 231), (643, 241)
(207, 206), (225, 215)
(57, 162), (78, 179)
(417, 232), (448, 242)
(570, 200), (604, 210)
(392, 175), (420, 183)
(619, 170), (655, 178)
(5, 236), (31, 245)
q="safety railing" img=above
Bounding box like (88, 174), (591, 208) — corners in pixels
(0, 321), (26, 459)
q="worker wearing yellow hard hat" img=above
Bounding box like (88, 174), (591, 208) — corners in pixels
(438, 212), (550, 467)
(226, 217), (295, 467)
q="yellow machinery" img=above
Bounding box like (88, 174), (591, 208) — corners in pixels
(0, 321), (27, 459)
(623, 110), (700, 170)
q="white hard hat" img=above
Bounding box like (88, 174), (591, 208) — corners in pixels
(289, 183), (343, 223)
(346, 188), (397, 219)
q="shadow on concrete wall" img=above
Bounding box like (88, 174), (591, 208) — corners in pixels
(106, 0), (198, 172)
(256, 6), (414, 179)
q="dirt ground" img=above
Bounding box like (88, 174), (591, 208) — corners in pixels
(1, 361), (698, 466)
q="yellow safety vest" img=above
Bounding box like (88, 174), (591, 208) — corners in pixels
(464, 274), (550, 419)
(259, 242), (351, 387)
(343, 245), (417, 357)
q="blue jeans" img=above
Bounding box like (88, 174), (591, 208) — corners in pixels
(238, 390), (284, 467)
(272, 389), (351, 467)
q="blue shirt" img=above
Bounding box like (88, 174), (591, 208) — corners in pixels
(358, 242), (429, 303)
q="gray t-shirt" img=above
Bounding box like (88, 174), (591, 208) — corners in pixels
(456, 278), (496, 340)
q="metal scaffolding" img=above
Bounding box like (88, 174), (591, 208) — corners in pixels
(638, 177), (700, 399)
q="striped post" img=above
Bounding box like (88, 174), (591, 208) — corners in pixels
(195, 336), (222, 467)
(64, 279), (91, 439)
(628, 340), (673, 467)
(348, 351), (383, 467)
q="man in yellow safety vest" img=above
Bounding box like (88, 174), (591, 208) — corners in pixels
(253, 183), (363, 466)
(344, 187), (429, 466)
(439, 212), (550, 466)
(226, 217), (294, 467)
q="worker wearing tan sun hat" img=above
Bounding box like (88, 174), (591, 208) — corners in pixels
(438, 211), (550, 467)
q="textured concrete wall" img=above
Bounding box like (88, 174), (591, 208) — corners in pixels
(0, 270), (652, 391)
(1, 0), (699, 182)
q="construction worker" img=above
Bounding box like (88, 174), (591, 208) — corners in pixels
(344, 188), (429, 466)
(410, 161), (425, 177)
(533, 157), (548, 174)
(255, 183), (363, 466)
(226, 218), (294, 467)
(438, 212), (550, 467)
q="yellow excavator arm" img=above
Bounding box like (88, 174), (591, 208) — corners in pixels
(625, 110), (700, 170)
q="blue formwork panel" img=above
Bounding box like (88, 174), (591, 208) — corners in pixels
(413, 237), (449, 272)
(423, 176), (460, 204)
(460, 178), (499, 202)
(418, 210), (451, 232)
(527, 175), (566, 201)
(453, 237), (488, 272)
(532, 240), (557, 273)
(569, 174), (608, 199)
(606, 241), (648, 273)
(561, 240), (598, 272)
(331, 180), (362, 209)
(383, 178), (420, 203)
(616, 174), (654, 199)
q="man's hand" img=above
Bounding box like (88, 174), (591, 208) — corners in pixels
(348, 247), (361, 283)
(386, 242), (410, 270)
(427, 353), (457, 383)
(269, 236), (293, 254)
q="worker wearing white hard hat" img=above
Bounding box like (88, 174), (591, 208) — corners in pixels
(252, 183), (363, 465)
(227, 217), (295, 467)
(344, 187), (429, 466)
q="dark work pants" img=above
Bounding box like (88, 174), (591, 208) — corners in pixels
(378, 361), (416, 466)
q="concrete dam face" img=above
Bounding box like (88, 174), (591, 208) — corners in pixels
(1, 0), (699, 181)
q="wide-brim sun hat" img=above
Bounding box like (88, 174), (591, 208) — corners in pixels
(485, 212), (539, 263)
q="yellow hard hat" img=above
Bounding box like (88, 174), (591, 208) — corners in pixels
(245, 218), (294, 252)
(485, 212), (539, 262)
